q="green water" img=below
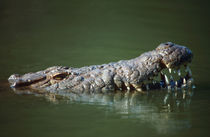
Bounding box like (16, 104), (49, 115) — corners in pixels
(0, 0), (210, 137)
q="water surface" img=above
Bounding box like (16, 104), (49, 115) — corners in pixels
(0, 0), (210, 137)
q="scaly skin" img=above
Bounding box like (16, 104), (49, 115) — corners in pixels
(8, 42), (193, 93)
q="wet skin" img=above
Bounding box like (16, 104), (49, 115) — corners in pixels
(8, 42), (193, 93)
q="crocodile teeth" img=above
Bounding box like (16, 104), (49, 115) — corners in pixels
(164, 75), (169, 85)
(136, 88), (142, 92)
(181, 78), (187, 88)
(169, 68), (172, 73)
(124, 82), (131, 91)
(134, 64), (194, 91)
(175, 81), (178, 86)
(160, 72), (165, 80)
(187, 78), (194, 85)
(183, 78), (186, 84)
(178, 69), (181, 76)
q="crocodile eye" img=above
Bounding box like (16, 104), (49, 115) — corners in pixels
(53, 73), (68, 80)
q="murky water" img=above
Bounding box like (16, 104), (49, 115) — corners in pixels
(0, 0), (210, 137)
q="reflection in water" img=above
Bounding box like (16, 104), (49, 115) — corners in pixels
(12, 89), (193, 112)
(12, 88), (194, 134)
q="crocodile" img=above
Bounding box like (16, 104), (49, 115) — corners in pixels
(8, 42), (194, 93)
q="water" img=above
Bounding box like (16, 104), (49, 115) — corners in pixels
(0, 0), (210, 137)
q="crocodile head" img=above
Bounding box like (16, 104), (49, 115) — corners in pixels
(137, 42), (193, 90)
(8, 42), (193, 92)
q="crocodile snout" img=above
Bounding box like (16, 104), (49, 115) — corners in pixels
(157, 42), (193, 68)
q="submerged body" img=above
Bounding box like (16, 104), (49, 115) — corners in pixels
(8, 42), (193, 93)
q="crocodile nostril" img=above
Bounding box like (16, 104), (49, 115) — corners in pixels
(165, 42), (174, 46)
(156, 42), (175, 50)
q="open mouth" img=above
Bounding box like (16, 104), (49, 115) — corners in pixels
(140, 64), (194, 91)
